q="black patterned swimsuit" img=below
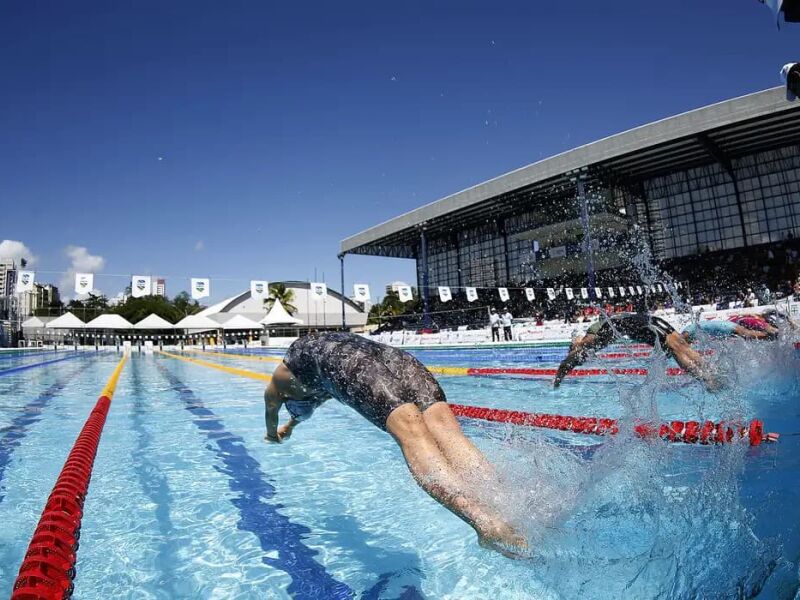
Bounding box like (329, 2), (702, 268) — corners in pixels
(282, 332), (446, 430)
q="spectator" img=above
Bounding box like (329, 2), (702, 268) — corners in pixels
(489, 308), (501, 342)
(502, 308), (513, 341)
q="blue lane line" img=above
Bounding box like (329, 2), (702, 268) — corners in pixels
(0, 354), (79, 377)
(0, 360), (94, 502)
(156, 363), (355, 600)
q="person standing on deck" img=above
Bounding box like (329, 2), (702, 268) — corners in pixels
(489, 308), (501, 342)
(502, 308), (513, 341)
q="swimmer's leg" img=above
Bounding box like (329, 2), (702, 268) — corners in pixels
(734, 325), (771, 340)
(386, 404), (527, 554)
(666, 332), (722, 390)
(421, 402), (494, 481)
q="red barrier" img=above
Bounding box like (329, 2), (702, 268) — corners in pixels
(11, 357), (126, 600)
(449, 403), (778, 446)
(465, 366), (686, 377)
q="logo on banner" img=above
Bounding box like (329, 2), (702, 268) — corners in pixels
(438, 286), (452, 302)
(465, 287), (478, 302)
(581, 288), (589, 299)
(16, 270), (35, 293)
(595, 287), (603, 298)
(498, 287), (509, 302)
(628, 286), (635, 296)
(353, 284), (370, 302)
(132, 275), (151, 298)
(250, 280), (269, 300)
(525, 288), (535, 302)
(619, 287), (626, 297)
(397, 285), (413, 302)
(191, 278), (210, 299)
(607, 287), (615, 298)
(310, 282), (327, 301)
(636, 286), (643, 295)
(546, 288), (555, 300)
(565, 288), (574, 300)
(75, 273), (93, 296)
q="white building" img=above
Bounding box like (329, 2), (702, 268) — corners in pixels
(197, 281), (368, 331)
(0, 259), (15, 297)
(153, 278), (166, 296)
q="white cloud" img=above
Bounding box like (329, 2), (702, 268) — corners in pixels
(194, 240), (204, 252)
(0, 240), (38, 266)
(61, 245), (106, 299)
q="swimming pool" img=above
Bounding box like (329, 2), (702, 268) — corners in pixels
(0, 339), (797, 599)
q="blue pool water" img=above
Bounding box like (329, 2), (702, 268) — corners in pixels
(0, 340), (797, 599)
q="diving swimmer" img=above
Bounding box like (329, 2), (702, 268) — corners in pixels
(682, 318), (773, 342)
(553, 312), (717, 389)
(264, 332), (527, 557)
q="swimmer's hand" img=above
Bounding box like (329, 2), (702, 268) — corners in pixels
(552, 377), (561, 389)
(277, 422), (294, 440)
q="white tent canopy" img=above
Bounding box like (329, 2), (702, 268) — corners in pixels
(260, 299), (303, 325)
(84, 314), (134, 329)
(22, 316), (48, 328)
(221, 315), (263, 330)
(174, 314), (222, 330)
(46, 312), (86, 329)
(134, 314), (175, 330)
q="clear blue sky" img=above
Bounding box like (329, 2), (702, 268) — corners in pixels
(0, 0), (796, 302)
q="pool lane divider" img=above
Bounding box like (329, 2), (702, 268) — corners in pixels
(449, 404), (778, 446)
(10, 354), (128, 600)
(157, 350), (271, 381)
(0, 354), (80, 377)
(159, 351), (775, 447)
(427, 365), (686, 377)
(183, 348), (282, 363)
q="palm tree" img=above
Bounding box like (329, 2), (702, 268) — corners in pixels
(264, 283), (298, 315)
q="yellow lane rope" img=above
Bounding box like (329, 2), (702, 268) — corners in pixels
(100, 354), (128, 399)
(183, 348), (283, 363)
(157, 350), (272, 382)
(182, 349), (469, 376)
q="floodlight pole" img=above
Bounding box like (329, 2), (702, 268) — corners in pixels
(577, 176), (597, 301)
(420, 228), (430, 327)
(338, 254), (346, 330)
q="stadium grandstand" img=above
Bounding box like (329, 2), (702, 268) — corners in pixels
(341, 87), (800, 328)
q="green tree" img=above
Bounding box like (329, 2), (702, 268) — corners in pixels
(172, 291), (202, 318)
(66, 293), (108, 322)
(367, 290), (412, 325)
(112, 295), (180, 324)
(264, 283), (297, 315)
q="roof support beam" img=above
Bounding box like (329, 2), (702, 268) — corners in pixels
(696, 133), (748, 247)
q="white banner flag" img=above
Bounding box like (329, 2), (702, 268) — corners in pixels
(546, 287), (555, 300)
(656, 283), (664, 292)
(595, 287), (603, 298)
(397, 285), (413, 302)
(310, 282), (327, 301)
(618, 286), (626, 297)
(565, 288), (574, 299)
(636, 285), (643, 295)
(132, 275), (151, 298)
(191, 278), (210, 299)
(607, 287), (616, 298)
(581, 287), (589, 299)
(438, 286), (452, 302)
(650, 285), (657, 294)
(498, 287), (509, 302)
(465, 287), (478, 302)
(353, 284), (370, 302)
(75, 273), (93, 296)
(676, 281), (683, 290)
(251, 280), (270, 300)
(628, 286), (635, 296)
(525, 288), (535, 301)
(16, 270), (35, 293)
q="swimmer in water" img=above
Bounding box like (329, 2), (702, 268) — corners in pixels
(681, 318), (773, 342)
(264, 332), (527, 557)
(553, 312), (718, 389)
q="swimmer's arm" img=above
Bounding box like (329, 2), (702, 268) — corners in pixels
(553, 347), (586, 387)
(264, 383), (283, 443)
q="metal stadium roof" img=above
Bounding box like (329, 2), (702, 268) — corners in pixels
(341, 87), (800, 258)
